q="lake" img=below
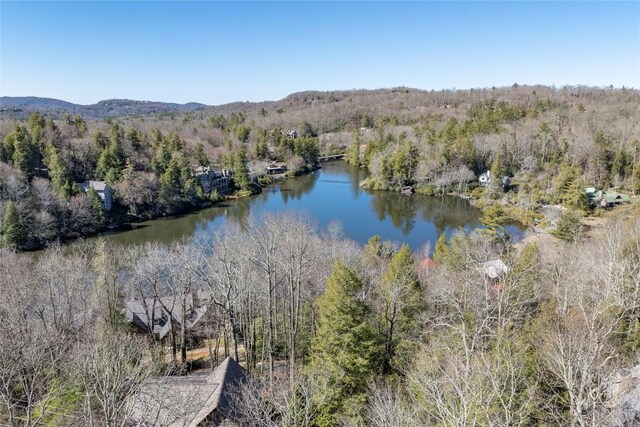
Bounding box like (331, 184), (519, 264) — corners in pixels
(97, 161), (524, 251)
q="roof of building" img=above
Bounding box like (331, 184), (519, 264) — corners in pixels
(585, 187), (598, 195)
(195, 166), (226, 176)
(266, 162), (287, 169)
(125, 294), (207, 339)
(587, 190), (631, 204)
(419, 257), (437, 270)
(126, 357), (246, 427)
(603, 192), (631, 204)
(81, 180), (109, 192)
(481, 259), (509, 280)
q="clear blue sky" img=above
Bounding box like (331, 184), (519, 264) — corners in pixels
(1, 1), (638, 105)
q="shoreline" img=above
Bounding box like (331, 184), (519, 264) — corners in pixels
(20, 164), (324, 253)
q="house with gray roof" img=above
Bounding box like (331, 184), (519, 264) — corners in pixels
(81, 180), (113, 210)
(126, 357), (246, 427)
(124, 294), (207, 341)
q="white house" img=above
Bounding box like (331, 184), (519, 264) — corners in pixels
(81, 181), (113, 211)
(479, 171), (491, 186)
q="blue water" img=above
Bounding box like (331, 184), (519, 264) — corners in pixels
(100, 161), (524, 250)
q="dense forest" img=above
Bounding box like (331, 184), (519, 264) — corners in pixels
(1, 211), (639, 425)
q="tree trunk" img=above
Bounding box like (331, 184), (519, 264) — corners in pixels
(228, 307), (239, 361)
(180, 298), (187, 365)
(268, 280), (275, 391)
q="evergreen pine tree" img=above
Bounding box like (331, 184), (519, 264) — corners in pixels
(488, 154), (506, 196)
(551, 163), (589, 210)
(45, 142), (73, 198)
(95, 124), (126, 182)
(365, 235), (383, 258)
(1, 133), (15, 162)
(346, 131), (361, 166)
(433, 233), (466, 268)
(159, 156), (182, 208)
(177, 153), (198, 203)
(11, 125), (38, 175)
(482, 204), (509, 230)
(93, 131), (109, 150)
(27, 113), (45, 145)
(255, 130), (269, 160)
(309, 261), (377, 425)
(166, 132), (184, 152)
(433, 233), (449, 264)
(151, 145), (171, 174)
(87, 188), (106, 226)
(551, 210), (583, 242)
(126, 127), (143, 149)
(610, 150), (627, 184)
(194, 143), (210, 167)
(232, 148), (250, 191)
(1, 201), (24, 248)
(392, 142), (418, 185)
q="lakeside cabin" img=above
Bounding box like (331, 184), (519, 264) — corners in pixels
(80, 180), (113, 210)
(195, 166), (232, 195)
(266, 163), (288, 175)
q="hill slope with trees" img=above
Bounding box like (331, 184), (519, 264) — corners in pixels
(1, 85), (638, 249)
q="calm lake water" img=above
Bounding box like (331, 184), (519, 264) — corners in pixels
(98, 161), (524, 251)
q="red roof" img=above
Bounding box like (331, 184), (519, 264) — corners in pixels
(420, 257), (437, 269)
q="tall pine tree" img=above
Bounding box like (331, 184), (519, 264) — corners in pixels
(1, 201), (24, 248)
(232, 148), (250, 191)
(11, 125), (39, 175)
(309, 261), (377, 426)
(346, 131), (361, 166)
(87, 188), (106, 227)
(44, 142), (73, 199)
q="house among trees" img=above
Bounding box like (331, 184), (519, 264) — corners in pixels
(286, 129), (298, 139)
(124, 294), (207, 341)
(419, 257), (437, 270)
(586, 188), (631, 208)
(194, 166), (232, 195)
(502, 176), (512, 192)
(481, 259), (509, 282)
(266, 162), (287, 175)
(81, 180), (113, 210)
(479, 170), (491, 186)
(126, 357), (247, 427)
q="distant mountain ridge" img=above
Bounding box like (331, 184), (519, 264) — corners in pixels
(0, 88), (420, 119)
(0, 96), (209, 119)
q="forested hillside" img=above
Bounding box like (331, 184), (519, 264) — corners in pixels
(1, 85), (638, 250)
(0, 97), (208, 119)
